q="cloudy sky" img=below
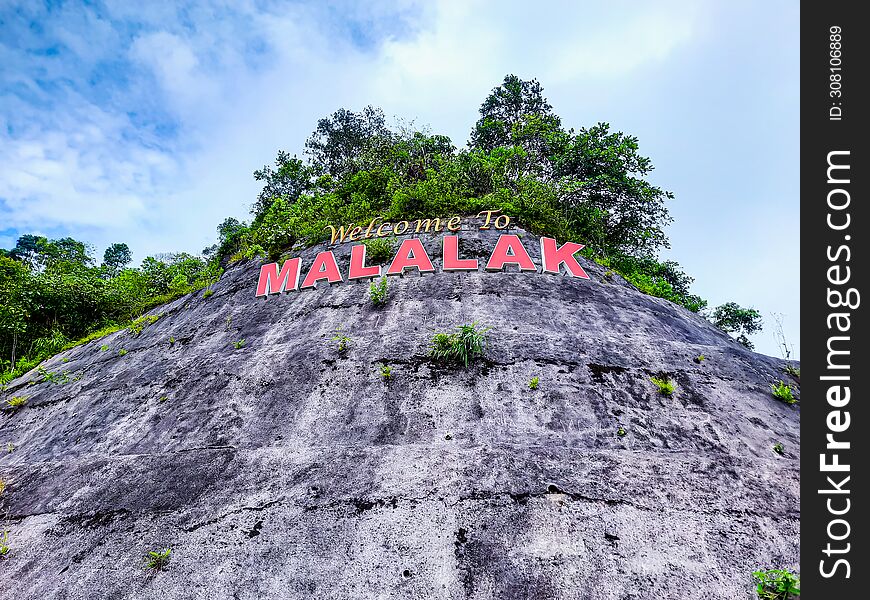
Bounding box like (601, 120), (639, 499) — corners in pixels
(0, 0), (799, 358)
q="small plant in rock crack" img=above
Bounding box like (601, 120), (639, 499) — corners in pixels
(0, 530), (9, 557)
(6, 442), (14, 453)
(158, 396), (168, 403)
(752, 567), (800, 599)
(4, 396), (27, 410)
(529, 376), (539, 390)
(429, 322), (490, 367)
(38, 366), (69, 384)
(369, 276), (389, 306)
(233, 339), (246, 350)
(650, 376), (676, 396)
(144, 548), (171, 572)
(100, 344), (109, 352)
(694, 354), (706, 363)
(771, 381), (796, 404)
(225, 315), (232, 331)
(331, 328), (351, 354)
(784, 364), (800, 379)
(202, 289), (214, 299)
(128, 314), (160, 336)
(169, 337), (176, 345)
(0, 479), (5, 495)
(380, 364), (393, 379)
(617, 426), (627, 437)
(602, 270), (614, 283)
(773, 442), (784, 455)
(118, 349), (128, 356)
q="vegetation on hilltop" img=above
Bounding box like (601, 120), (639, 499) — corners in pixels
(1, 75), (763, 381)
(0, 237), (219, 383)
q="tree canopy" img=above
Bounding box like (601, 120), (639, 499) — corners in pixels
(232, 74), (699, 310)
(2, 74), (765, 381)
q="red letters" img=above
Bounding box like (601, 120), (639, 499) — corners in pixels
(539, 237), (589, 279)
(300, 251), (343, 289)
(387, 239), (435, 275)
(348, 244), (381, 280)
(256, 258), (302, 296)
(485, 234), (537, 272)
(442, 235), (478, 271)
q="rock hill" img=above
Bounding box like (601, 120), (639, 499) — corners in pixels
(0, 224), (800, 599)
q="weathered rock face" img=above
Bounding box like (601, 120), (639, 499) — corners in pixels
(0, 224), (799, 600)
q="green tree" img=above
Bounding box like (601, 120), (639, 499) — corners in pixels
(304, 106), (393, 179)
(252, 152), (316, 220)
(711, 302), (763, 350)
(102, 243), (133, 274)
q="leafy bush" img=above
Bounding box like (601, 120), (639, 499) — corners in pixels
(233, 339), (246, 349)
(100, 344), (109, 352)
(529, 376), (539, 390)
(118, 349), (127, 356)
(362, 238), (395, 264)
(380, 364), (392, 379)
(752, 568), (799, 599)
(369, 277), (388, 306)
(202, 289), (214, 298)
(617, 426), (627, 437)
(771, 381), (796, 404)
(144, 548), (171, 572)
(712, 302), (762, 350)
(773, 442), (784, 455)
(650, 376), (676, 396)
(430, 322), (490, 367)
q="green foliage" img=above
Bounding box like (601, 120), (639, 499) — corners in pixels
(771, 381), (796, 404)
(202, 289), (214, 298)
(380, 364), (392, 379)
(773, 442), (784, 455)
(128, 315), (160, 336)
(102, 243), (132, 275)
(694, 354), (706, 363)
(232, 339), (246, 350)
(144, 548), (171, 572)
(650, 376), (676, 396)
(6, 443), (14, 453)
(430, 322), (490, 367)
(0, 237), (221, 385)
(369, 277), (389, 306)
(0, 530), (8, 557)
(617, 426), (627, 437)
(199, 75), (708, 312)
(331, 328), (351, 354)
(362, 238), (395, 264)
(529, 376), (539, 390)
(752, 568), (799, 599)
(100, 344), (109, 352)
(38, 366), (70, 384)
(118, 349), (128, 357)
(169, 337), (176, 345)
(712, 302), (762, 350)
(158, 396), (168, 403)
(4, 396), (27, 410)
(784, 364), (800, 379)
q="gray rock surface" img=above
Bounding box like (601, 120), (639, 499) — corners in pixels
(0, 224), (800, 599)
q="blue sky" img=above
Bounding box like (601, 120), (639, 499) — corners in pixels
(0, 0), (799, 358)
